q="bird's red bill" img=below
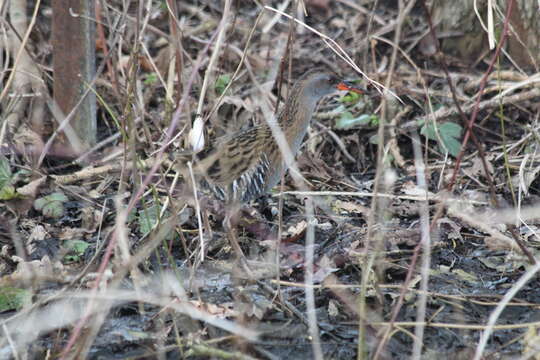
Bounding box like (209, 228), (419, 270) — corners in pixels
(337, 81), (363, 94)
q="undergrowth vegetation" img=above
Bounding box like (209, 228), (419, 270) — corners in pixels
(1, 0), (540, 359)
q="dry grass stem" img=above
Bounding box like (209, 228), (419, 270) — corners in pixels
(189, 0), (232, 152)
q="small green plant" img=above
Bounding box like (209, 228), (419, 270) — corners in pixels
(0, 287), (31, 311)
(136, 203), (176, 241)
(369, 115), (380, 126)
(0, 155), (17, 200)
(137, 204), (161, 236)
(421, 121), (462, 157)
(63, 239), (91, 263)
(339, 90), (362, 104)
(335, 112), (378, 130)
(144, 72), (158, 85)
(214, 74), (231, 95)
(34, 192), (69, 218)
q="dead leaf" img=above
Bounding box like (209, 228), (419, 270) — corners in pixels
(81, 207), (100, 233)
(471, 155), (494, 177)
(17, 176), (46, 198)
(401, 181), (436, 198)
(477, 252), (530, 273)
(189, 300), (238, 318)
(4, 256), (65, 284)
(316, 221), (333, 231)
(452, 268), (478, 283)
(523, 325), (540, 359)
(484, 236), (516, 251)
(282, 220), (307, 241)
(333, 200), (369, 216)
(313, 255), (338, 283)
(237, 291), (273, 320)
(330, 18), (348, 29)
(58, 227), (87, 241)
(12, 124), (44, 164)
(280, 243), (306, 268)
(387, 227), (421, 247)
(516, 162), (540, 196)
(328, 299), (339, 317)
(437, 217), (463, 242)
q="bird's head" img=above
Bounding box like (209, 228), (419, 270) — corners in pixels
(301, 70), (364, 99)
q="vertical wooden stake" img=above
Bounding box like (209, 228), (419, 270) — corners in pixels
(52, 0), (96, 152)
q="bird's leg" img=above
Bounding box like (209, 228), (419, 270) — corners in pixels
(223, 209), (245, 259)
(223, 202), (254, 277)
(235, 206), (276, 241)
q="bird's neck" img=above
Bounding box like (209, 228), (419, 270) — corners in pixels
(276, 83), (319, 153)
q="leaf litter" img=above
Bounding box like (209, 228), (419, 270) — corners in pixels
(1, 0), (540, 359)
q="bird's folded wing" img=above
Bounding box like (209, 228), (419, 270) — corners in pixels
(195, 126), (275, 188)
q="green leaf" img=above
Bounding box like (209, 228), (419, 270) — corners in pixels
(214, 74), (231, 95)
(47, 192), (69, 202)
(65, 239), (90, 255)
(34, 192), (68, 218)
(63, 240), (90, 262)
(42, 202), (65, 218)
(421, 122), (463, 157)
(339, 91), (361, 104)
(439, 134), (462, 157)
(0, 287), (31, 311)
(0, 184), (17, 200)
(0, 155), (12, 186)
(144, 72), (158, 85)
(369, 115), (380, 126)
(137, 205), (176, 240)
(138, 204), (160, 236)
(0, 155), (16, 200)
(335, 112), (372, 130)
(33, 197), (47, 211)
(440, 122), (462, 137)
(420, 122), (459, 140)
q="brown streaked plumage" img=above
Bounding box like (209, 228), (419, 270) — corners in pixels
(184, 69), (362, 203)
